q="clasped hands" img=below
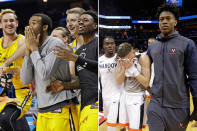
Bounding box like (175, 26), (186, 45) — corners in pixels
(24, 26), (40, 56)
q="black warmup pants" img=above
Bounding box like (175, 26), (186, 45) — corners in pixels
(0, 104), (30, 131)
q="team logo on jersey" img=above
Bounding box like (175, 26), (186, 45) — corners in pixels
(82, 48), (87, 51)
(169, 48), (176, 54)
(107, 67), (112, 73)
(77, 65), (84, 72)
(153, 50), (158, 54)
(79, 52), (86, 58)
(99, 63), (117, 69)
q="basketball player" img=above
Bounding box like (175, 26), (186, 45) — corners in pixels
(48, 26), (80, 93)
(48, 8), (85, 127)
(47, 8), (85, 96)
(20, 13), (79, 131)
(146, 4), (197, 131)
(0, 9), (32, 131)
(66, 7), (85, 53)
(50, 26), (80, 131)
(66, 7), (85, 115)
(116, 42), (151, 131)
(53, 11), (98, 131)
(99, 37), (123, 131)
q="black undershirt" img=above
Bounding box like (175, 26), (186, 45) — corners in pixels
(75, 37), (98, 110)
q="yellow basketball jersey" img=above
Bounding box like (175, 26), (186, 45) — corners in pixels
(72, 39), (77, 53)
(0, 34), (30, 89)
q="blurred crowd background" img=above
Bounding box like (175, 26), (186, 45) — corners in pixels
(99, 0), (197, 54)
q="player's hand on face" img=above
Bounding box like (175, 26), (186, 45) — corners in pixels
(46, 80), (64, 94)
(122, 58), (133, 69)
(117, 58), (125, 70)
(25, 26), (40, 52)
(116, 58), (122, 66)
(116, 58), (127, 76)
(53, 45), (78, 62)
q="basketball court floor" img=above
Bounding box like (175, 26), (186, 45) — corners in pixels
(99, 95), (197, 131)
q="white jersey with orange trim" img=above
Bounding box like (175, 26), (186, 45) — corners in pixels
(119, 56), (146, 130)
(99, 53), (123, 126)
(124, 57), (145, 93)
(99, 54), (123, 101)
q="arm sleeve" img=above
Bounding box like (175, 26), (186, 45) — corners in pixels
(185, 40), (197, 97)
(20, 56), (34, 85)
(30, 50), (60, 80)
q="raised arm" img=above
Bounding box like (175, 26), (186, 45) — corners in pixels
(54, 45), (98, 74)
(25, 26), (62, 80)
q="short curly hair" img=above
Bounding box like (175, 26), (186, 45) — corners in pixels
(32, 13), (52, 34)
(80, 11), (98, 32)
(81, 11), (98, 24)
(156, 4), (180, 20)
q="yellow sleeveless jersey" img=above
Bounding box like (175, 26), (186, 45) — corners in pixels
(0, 34), (32, 118)
(72, 39), (77, 53)
(0, 34), (30, 89)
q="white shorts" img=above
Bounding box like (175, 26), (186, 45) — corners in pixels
(119, 90), (145, 130)
(103, 99), (119, 127)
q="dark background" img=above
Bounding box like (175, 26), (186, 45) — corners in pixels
(0, 0), (98, 36)
(99, 0), (197, 53)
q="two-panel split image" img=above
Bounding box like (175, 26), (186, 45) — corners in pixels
(0, 0), (197, 131)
